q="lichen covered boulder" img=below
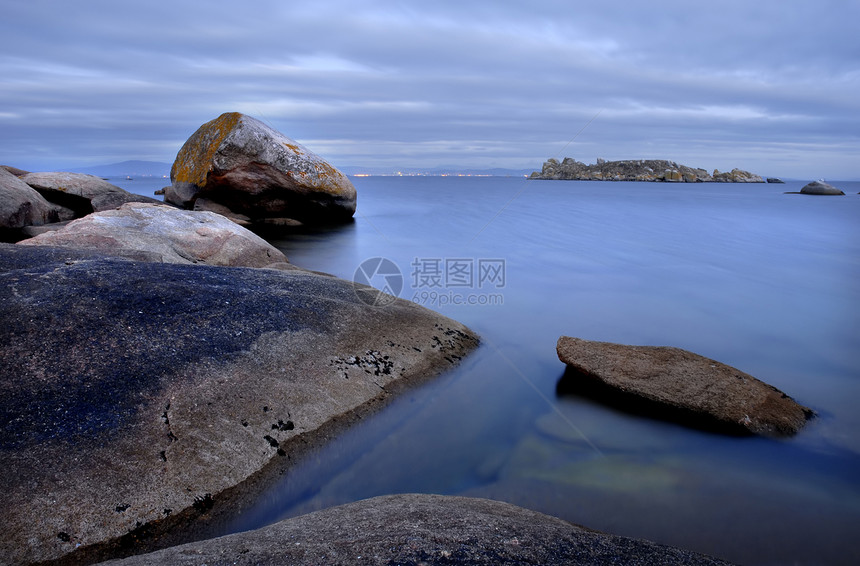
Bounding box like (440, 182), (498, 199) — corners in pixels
(557, 336), (814, 437)
(166, 112), (356, 226)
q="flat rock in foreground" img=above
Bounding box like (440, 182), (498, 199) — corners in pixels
(18, 202), (288, 268)
(0, 244), (478, 565)
(556, 336), (813, 436)
(99, 494), (734, 566)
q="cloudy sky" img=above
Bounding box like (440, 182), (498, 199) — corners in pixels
(2, 0), (858, 178)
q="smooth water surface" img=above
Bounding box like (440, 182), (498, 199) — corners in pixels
(120, 176), (860, 565)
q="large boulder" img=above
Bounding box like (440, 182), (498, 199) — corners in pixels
(100, 494), (735, 566)
(165, 112), (356, 226)
(21, 171), (161, 215)
(0, 168), (63, 234)
(556, 337), (814, 437)
(800, 180), (845, 195)
(18, 202), (288, 268)
(0, 244), (478, 565)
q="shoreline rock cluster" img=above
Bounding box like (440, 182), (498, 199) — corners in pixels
(530, 157), (764, 183)
(1, 167), (161, 242)
(0, 113), (800, 565)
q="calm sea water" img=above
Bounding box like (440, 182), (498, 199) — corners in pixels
(116, 176), (860, 566)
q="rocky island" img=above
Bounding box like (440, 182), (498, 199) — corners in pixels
(531, 157), (764, 183)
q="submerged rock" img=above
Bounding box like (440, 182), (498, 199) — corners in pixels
(0, 244), (478, 565)
(556, 336), (814, 437)
(17, 202), (287, 268)
(165, 112), (356, 226)
(799, 180), (845, 195)
(97, 494), (735, 566)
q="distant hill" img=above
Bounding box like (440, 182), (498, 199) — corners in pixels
(69, 161), (531, 179)
(72, 160), (171, 177)
(340, 165), (532, 177)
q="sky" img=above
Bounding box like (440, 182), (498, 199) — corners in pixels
(2, 0), (858, 179)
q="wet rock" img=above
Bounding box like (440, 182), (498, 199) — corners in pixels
(17, 202), (287, 268)
(556, 336), (814, 437)
(0, 244), (478, 565)
(21, 171), (161, 215)
(165, 112), (356, 226)
(800, 180), (845, 195)
(766, 177), (785, 184)
(97, 494), (735, 566)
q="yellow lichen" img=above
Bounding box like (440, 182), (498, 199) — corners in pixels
(171, 112), (242, 187)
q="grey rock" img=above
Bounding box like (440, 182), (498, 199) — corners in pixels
(0, 168), (63, 232)
(557, 336), (814, 436)
(98, 494), (735, 566)
(17, 202), (287, 268)
(22, 171), (162, 214)
(0, 244), (478, 565)
(766, 177), (785, 184)
(0, 164), (30, 177)
(800, 180), (845, 195)
(166, 112), (356, 225)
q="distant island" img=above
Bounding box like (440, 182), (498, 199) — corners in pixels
(530, 157), (766, 183)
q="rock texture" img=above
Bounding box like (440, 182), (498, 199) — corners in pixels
(711, 168), (764, 183)
(0, 168), (63, 233)
(530, 158), (764, 183)
(0, 244), (478, 566)
(21, 171), (161, 214)
(1, 164), (31, 177)
(98, 494), (734, 566)
(556, 337), (814, 437)
(18, 202), (288, 268)
(165, 112), (356, 226)
(799, 180), (845, 195)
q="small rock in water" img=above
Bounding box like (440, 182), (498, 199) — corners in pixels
(800, 180), (844, 195)
(556, 336), (814, 437)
